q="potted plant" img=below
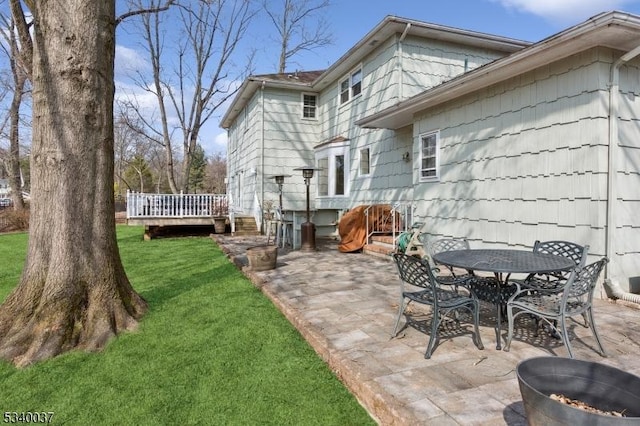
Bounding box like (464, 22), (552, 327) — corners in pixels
(212, 197), (228, 234)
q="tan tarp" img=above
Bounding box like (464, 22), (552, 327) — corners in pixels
(338, 204), (399, 253)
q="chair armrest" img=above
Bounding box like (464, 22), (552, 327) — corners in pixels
(433, 274), (471, 287)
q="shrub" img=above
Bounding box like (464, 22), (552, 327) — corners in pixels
(0, 208), (30, 232)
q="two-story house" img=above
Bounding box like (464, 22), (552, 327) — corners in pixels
(221, 16), (528, 245)
(222, 11), (640, 294)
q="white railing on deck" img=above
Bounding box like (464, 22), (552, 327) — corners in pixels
(126, 191), (228, 219)
(364, 202), (414, 247)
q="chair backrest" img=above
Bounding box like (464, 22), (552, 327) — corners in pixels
(427, 238), (470, 257)
(533, 240), (589, 267)
(563, 257), (608, 302)
(392, 252), (435, 291)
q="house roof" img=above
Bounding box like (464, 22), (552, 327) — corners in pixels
(356, 11), (640, 130)
(220, 16), (530, 129)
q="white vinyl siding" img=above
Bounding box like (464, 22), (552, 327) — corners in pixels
(413, 48), (612, 253)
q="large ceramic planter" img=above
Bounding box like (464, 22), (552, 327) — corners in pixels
(246, 245), (277, 271)
(517, 356), (640, 425)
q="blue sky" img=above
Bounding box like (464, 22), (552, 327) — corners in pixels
(113, 0), (640, 156)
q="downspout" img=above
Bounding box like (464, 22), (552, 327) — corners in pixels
(603, 45), (640, 304)
(259, 80), (266, 232)
(398, 23), (411, 101)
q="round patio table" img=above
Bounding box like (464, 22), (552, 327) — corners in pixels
(432, 249), (576, 349)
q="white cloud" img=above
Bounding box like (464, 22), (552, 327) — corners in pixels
(214, 131), (228, 149)
(199, 130), (228, 157)
(115, 45), (150, 78)
(491, 0), (638, 24)
(115, 80), (159, 118)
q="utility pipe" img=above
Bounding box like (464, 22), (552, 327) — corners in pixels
(604, 45), (640, 304)
(257, 80), (266, 232)
(398, 23), (411, 101)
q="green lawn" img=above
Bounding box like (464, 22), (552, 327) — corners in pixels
(0, 226), (375, 425)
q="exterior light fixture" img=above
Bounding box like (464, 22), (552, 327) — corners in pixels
(269, 174), (291, 216)
(293, 166), (321, 251)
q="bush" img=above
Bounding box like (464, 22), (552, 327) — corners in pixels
(0, 208), (29, 232)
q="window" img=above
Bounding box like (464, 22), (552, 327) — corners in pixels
(315, 141), (349, 197)
(339, 67), (363, 105)
(302, 93), (317, 119)
(351, 69), (362, 97)
(359, 148), (370, 176)
(420, 131), (440, 180)
(335, 155), (345, 195)
(340, 79), (350, 104)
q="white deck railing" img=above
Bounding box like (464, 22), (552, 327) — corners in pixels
(364, 202), (415, 246)
(126, 191), (228, 219)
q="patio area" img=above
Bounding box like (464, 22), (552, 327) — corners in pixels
(211, 234), (640, 425)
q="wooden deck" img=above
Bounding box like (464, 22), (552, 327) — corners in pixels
(126, 192), (229, 238)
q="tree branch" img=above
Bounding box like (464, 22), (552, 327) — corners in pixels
(115, 0), (176, 27)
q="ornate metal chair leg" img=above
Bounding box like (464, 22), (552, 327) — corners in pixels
(472, 301), (484, 350)
(504, 306), (515, 352)
(560, 318), (575, 359)
(392, 298), (408, 337)
(424, 313), (440, 359)
(587, 308), (607, 357)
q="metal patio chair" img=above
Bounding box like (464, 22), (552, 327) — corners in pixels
(391, 252), (484, 359)
(505, 258), (608, 358)
(423, 237), (473, 287)
(520, 240), (589, 291)
(518, 240), (590, 331)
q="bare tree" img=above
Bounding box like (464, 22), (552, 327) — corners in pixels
(124, 0), (254, 194)
(0, 1), (152, 368)
(114, 110), (161, 196)
(204, 152), (227, 194)
(0, 1), (32, 210)
(263, 0), (333, 73)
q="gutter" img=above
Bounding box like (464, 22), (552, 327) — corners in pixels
(604, 44), (640, 304)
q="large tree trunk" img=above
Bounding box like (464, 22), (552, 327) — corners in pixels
(0, 1), (147, 368)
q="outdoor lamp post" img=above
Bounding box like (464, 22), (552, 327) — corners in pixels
(270, 174), (291, 216)
(294, 166), (319, 251)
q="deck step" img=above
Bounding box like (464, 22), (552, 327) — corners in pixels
(233, 216), (260, 236)
(371, 235), (395, 245)
(363, 239), (395, 260)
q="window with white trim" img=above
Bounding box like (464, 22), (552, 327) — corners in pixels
(315, 142), (349, 197)
(420, 131), (440, 181)
(339, 67), (363, 105)
(302, 93), (317, 119)
(359, 148), (370, 176)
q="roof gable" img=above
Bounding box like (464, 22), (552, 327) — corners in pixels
(220, 15), (530, 129)
(357, 11), (640, 130)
